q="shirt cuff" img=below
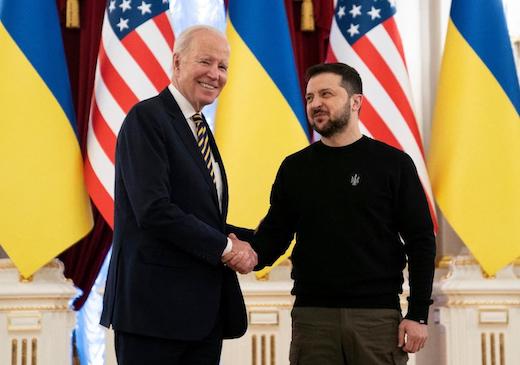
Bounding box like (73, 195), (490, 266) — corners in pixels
(222, 238), (233, 256)
(405, 298), (433, 324)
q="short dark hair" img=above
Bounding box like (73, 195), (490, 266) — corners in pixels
(305, 63), (363, 95)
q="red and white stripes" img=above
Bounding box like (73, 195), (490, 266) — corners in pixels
(85, 8), (174, 227)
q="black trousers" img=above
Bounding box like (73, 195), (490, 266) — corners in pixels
(114, 320), (223, 365)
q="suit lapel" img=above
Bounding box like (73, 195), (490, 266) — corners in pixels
(159, 89), (220, 211)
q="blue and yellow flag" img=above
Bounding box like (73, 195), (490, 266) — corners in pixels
(215, 1), (309, 273)
(428, 0), (520, 275)
(215, 1), (309, 226)
(0, 0), (93, 278)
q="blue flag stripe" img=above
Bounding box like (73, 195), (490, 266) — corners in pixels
(228, 1), (308, 134)
(0, 0), (77, 129)
(451, 0), (520, 114)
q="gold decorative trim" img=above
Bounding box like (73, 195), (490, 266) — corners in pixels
(454, 256), (480, 266)
(481, 333), (487, 365)
(261, 334), (266, 365)
(32, 338), (37, 365)
(490, 333), (496, 365)
(479, 309), (509, 325)
(8, 312), (42, 332)
(0, 295), (76, 301)
(442, 289), (520, 295)
(12, 338), (17, 365)
(22, 338), (27, 365)
(270, 335), (276, 365)
(446, 300), (520, 307)
(437, 255), (454, 280)
(437, 256), (453, 269)
(440, 255), (520, 278)
(499, 333), (505, 365)
(249, 310), (280, 325)
(481, 269), (496, 280)
(245, 302), (293, 309)
(252, 335), (257, 365)
(19, 275), (33, 283)
(0, 305), (70, 312)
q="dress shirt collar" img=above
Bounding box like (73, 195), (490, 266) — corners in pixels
(168, 84), (198, 120)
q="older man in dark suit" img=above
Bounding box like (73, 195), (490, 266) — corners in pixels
(100, 25), (257, 365)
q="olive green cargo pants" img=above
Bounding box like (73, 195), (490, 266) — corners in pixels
(289, 307), (408, 365)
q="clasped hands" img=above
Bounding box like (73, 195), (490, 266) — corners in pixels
(222, 233), (258, 274)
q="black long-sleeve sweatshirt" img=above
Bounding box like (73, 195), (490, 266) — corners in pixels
(253, 136), (436, 323)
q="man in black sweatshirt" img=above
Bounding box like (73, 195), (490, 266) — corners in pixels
(251, 63), (436, 365)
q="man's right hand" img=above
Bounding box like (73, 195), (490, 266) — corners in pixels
(222, 233), (258, 274)
(398, 319), (428, 353)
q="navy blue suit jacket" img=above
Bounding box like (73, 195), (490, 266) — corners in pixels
(100, 88), (251, 341)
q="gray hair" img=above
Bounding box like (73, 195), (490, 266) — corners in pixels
(173, 25), (228, 56)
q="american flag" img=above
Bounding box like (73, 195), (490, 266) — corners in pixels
(85, 0), (175, 227)
(326, 0), (438, 228)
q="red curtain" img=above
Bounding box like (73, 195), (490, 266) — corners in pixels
(285, 0), (334, 99)
(57, 0), (333, 310)
(57, 0), (113, 310)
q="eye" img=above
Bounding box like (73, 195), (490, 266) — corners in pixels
(198, 59), (210, 65)
(305, 95), (313, 103)
(321, 91), (332, 97)
(219, 64), (228, 71)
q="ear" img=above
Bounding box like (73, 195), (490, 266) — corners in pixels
(173, 53), (181, 71)
(351, 94), (363, 112)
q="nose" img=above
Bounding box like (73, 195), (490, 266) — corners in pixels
(307, 96), (322, 110)
(207, 63), (219, 80)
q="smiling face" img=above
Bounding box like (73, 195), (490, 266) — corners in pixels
(172, 29), (230, 111)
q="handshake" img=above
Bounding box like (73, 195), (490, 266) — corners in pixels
(222, 233), (258, 274)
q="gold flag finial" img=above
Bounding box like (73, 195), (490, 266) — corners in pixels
(66, 0), (80, 29)
(301, 0), (315, 32)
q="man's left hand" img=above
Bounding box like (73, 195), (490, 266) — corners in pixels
(398, 319), (428, 353)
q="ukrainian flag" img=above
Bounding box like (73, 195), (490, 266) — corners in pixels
(0, 0), (93, 278)
(215, 1), (309, 231)
(428, 0), (520, 275)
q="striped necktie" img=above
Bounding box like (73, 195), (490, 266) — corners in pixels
(192, 113), (216, 184)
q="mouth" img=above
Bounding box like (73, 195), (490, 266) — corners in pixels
(312, 111), (329, 122)
(198, 81), (218, 90)
(311, 108), (329, 117)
